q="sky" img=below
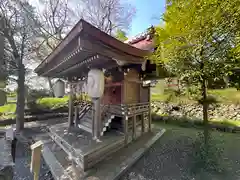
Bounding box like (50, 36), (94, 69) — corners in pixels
(128, 0), (166, 37)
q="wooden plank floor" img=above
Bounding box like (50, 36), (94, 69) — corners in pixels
(49, 123), (125, 156)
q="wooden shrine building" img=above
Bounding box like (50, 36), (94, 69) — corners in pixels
(34, 19), (156, 177)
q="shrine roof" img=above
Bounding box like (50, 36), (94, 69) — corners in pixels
(125, 26), (155, 51)
(35, 19), (151, 78)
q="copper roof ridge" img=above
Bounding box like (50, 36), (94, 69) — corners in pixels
(125, 27), (154, 45)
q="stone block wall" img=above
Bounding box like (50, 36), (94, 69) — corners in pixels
(152, 102), (240, 121)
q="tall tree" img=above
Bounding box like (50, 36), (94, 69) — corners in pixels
(151, 0), (240, 143)
(115, 29), (128, 41)
(0, 0), (38, 131)
(30, 0), (74, 96)
(72, 0), (135, 35)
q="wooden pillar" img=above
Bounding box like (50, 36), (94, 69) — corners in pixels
(122, 104), (128, 144)
(141, 114), (145, 134)
(133, 115), (137, 140)
(93, 98), (101, 141)
(74, 106), (79, 126)
(68, 83), (74, 127)
(148, 85), (152, 132)
(124, 115), (128, 144)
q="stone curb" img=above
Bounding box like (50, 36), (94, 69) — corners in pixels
(113, 128), (166, 180)
(0, 113), (68, 126)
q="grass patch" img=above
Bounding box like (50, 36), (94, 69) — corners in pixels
(0, 104), (16, 114)
(0, 104), (16, 120)
(210, 119), (240, 127)
(208, 88), (240, 104)
(151, 84), (240, 104)
(152, 113), (240, 133)
(151, 93), (194, 104)
(36, 96), (69, 110)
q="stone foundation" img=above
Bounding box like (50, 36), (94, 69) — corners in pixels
(152, 102), (240, 121)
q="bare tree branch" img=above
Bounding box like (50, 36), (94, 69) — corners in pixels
(72, 0), (135, 35)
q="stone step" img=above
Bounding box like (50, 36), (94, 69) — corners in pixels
(42, 141), (85, 180)
(84, 112), (92, 119)
(42, 142), (72, 180)
(78, 123), (92, 134)
(80, 120), (92, 129)
(85, 116), (93, 123)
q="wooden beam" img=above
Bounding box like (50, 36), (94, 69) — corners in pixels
(79, 36), (145, 64)
(141, 114), (145, 134)
(124, 115), (128, 145)
(54, 54), (118, 78)
(93, 98), (101, 141)
(125, 78), (143, 84)
(148, 85), (152, 132)
(56, 53), (98, 77)
(68, 84), (74, 127)
(35, 21), (83, 73)
(41, 47), (85, 76)
(74, 106), (79, 126)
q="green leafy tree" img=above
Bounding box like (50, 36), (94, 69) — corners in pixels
(151, 0), (240, 144)
(115, 29), (128, 41)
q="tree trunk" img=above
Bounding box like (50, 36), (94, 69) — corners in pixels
(202, 78), (209, 145)
(47, 77), (54, 97)
(16, 63), (25, 132)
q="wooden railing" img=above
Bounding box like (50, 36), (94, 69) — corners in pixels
(101, 102), (150, 117)
(126, 102), (149, 116)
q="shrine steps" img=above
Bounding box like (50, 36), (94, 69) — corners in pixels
(78, 109), (118, 136)
(78, 104), (91, 119)
(78, 108), (93, 133)
(100, 113), (115, 136)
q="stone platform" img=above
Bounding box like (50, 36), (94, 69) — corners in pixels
(44, 124), (165, 180)
(85, 128), (166, 180)
(15, 119), (165, 180)
(48, 123), (125, 171)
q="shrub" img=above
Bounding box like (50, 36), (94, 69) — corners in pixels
(7, 92), (16, 98)
(27, 89), (50, 101)
(26, 89), (50, 109)
(190, 132), (225, 175)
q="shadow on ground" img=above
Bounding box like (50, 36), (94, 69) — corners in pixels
(120, 124), (240, 180)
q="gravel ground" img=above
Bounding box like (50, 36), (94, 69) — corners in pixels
(121, 131), (194, 180)
(11, 118), (65, 180)
(13, 140), (53, 180)
(121, 124), (240, 180)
